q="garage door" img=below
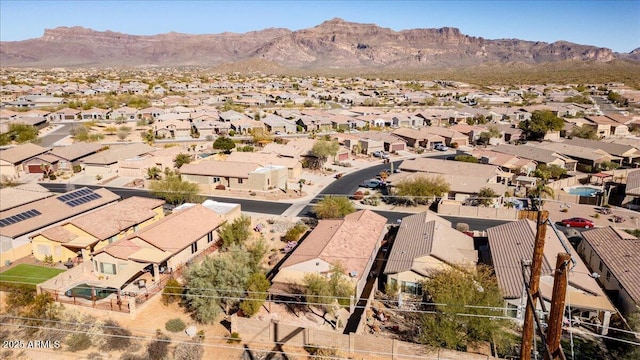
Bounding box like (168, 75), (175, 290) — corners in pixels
(391, 143), (405, 152)
(28, 164), (45, 173)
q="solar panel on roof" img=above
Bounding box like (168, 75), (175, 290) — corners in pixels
(57, 188), (96, 203)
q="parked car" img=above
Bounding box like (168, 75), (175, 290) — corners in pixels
(373, 150), (389, 159)
(561, 217), (594, 228)
(362, 179), (384, 188)
(434, 144), (449, 151)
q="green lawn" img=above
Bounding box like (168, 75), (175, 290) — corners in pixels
(0, 264), (66, 288)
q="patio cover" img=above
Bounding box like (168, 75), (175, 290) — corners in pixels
(128, 247), (171, 264)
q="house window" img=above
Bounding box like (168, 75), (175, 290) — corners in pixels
(37, 245), (51, 256)
(207, 231), (213, 243)
(191, 242), (198, 254)
(606, 271), (611, 282)
(598, 261), (603, 272)
(100, 262), (116, 275)
(213, 177), (220, 183)
(238, 178), (243, 184)
(401, 281), (423, 296)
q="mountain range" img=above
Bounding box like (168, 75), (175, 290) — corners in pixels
(1, 18), (638, 70)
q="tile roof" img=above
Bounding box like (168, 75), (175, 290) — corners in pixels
(0, 143), (49, 164)
(280, 210), (387, 280)
(398, 157), (499, 180)
(3, 187), (120, 239)
(384, 212), (476, 275)
(81, 143), (155, 165)
(68, 196), (164, 240)
(0, 183), (53, 211)
(133, 204), (225, 253)
(180, 160), (260, 178)
(581, 227), (640, 305)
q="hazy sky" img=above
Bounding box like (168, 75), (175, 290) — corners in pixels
(1, 0), (638, 53)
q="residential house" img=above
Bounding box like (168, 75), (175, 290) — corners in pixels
(0, 143), (49, 178)
(578, 227), (640, 314)
(180, 160), (287, 191)
(0, 187), (120, 253)
(623, 169), (640, 210)
(392, 128), (445, 149)
(492, 144), (577, 172)
(261, 114), (297, 134)
(226, 151), (302, 179)
(50, 108), (81, 122)
(469, 149), (537, 175)
(117, 146), (188, 178)
(0, 183), (53, 212)
(229, 118), (265, 135)
(80, 108), (110, 121)
(81, 143), (155, 177)
(271, 210), (388, 304)
(48, 143), (102, 173)
(536, 142), (620, 170)
(110, 106), (139, 121)
(31, 196), (164, 263)
(22, 153), (60, 175)
(561, 138), (640, 165)
(92, 204), (226, 287)
(387, 171), (507, 202)
(384, 212), (477, 295)
(487, 220), (616, 334)
(154, 119), (192, 139)
(398, 158), (504, 183)
(583, 116), (630, 138)
(357, 131), (406, 152)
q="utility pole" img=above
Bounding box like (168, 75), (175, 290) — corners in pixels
(545, 253), (570, 360)
(521, 210), (549, 360)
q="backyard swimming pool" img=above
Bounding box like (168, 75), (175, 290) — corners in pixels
(564, 186), (602, 197)
(65, 283), (118, 300)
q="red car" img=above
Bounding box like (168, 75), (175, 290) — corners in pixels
(561, 217), (594, 228)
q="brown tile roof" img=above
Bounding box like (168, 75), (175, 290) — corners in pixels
(0, 183), (53, 211)
(581, 227), (640, 304)
(384, 212), (476, 275)
(81, 143), (155, 165)
(398, 157), (499, 180)
(102, 238), (143, 260)
(3, 187), (120, 239)
(68, 196), (164, 240)
(133, 205), (225, 253)
(39, 226), (78, 243)
(280, 210), (387, 279)
(49, 143), (102, 161)
(180, 160), (260, 178)
(0, 143), (49, 164)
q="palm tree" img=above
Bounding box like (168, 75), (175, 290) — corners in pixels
(146, 166), (162, 180)
(528, 182), (554, 209)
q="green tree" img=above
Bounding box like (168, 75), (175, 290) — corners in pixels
(239, 273), (271, 317)
(218, 215), (252, 249)
(518, 110), (565, 140)
(161, 278), (184, 305)
(534, 164), (566, 181)
(419, 266), (511, 352)
(570, 126), (598, 140)
(146, 166), (162, 180)
(311, 139), (340, 169)
(0, 123), (39, 145)
(283, 222), (308, 242)
(117, 125), (131, 141)
(454, 155), (479, 163)
(303, 263), (354, 313)
(184, 246), (254, 322)
(596, 161), (619, 171)
(313, 196), (355, 219)
(477, 187), (498, 207)
(149, 175), (202, 205)
(173, 153), (193, 169)
(394, 175), (450, 205)
(213, 136), (236, 152)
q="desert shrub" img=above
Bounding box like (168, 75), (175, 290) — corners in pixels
(283, 223), (308, 242)
(227, 332), (241, 344)
(48, 174), (57, 180)
(66, 333), (92, 352)
(456, 223), (470, 233)
(147, 333), (170, 360)
(100, 319), (132, 351)
(162, 278), (183, 305)
(174, 340), (204, 360)
(72, 165), (82, 173)
(352, 191), (364, 200)
(165, 318), (186, 333)
(87, 352), (104, 360)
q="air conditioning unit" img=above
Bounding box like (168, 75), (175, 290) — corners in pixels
(349, 271), (358, 278)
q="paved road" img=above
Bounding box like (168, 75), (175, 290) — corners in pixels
(40, 123), (74, 147)
(38, 182), (292, 215)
